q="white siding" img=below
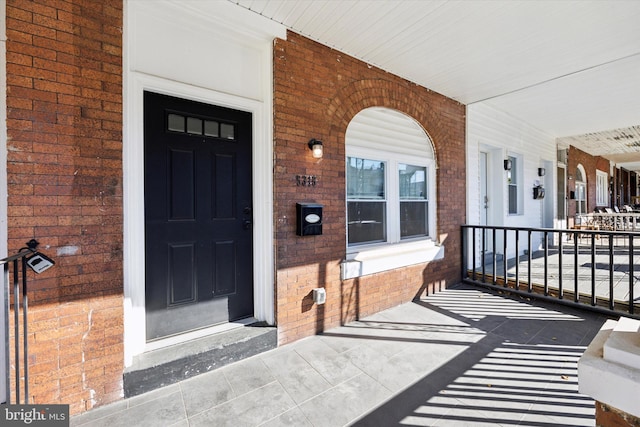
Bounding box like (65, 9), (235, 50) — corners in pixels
(467, 103), (556, 260)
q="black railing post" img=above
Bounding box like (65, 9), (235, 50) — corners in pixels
(13, 259), (20, 404)
(471, 226), (476, 281)
(609, 234), (614, 311)
(543, 231), (549, 296)
(630, 234), (635, 315)
(527, 230), (532, 293)
(514, 229), (519, 289)
(492, 228), (497, 286)
(591, 234), (596, 306)
(462, 226), (468, 281)
(503, 228), (508, 287)
(482, 228), (486, 283)
(22, 256), (29, 402)
(574, 231), (579, 303)
(3, 262), (9, 404)
(558, 231), (563, 299)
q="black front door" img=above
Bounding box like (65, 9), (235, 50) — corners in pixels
(144, 91), (254, 341)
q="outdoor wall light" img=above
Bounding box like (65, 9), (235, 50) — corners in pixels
(503, 159), (512, 171)
(538, 167), (546, 177)
(308, 138), (323, 159)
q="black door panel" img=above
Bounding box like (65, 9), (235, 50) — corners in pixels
(144, 91), (253, 341)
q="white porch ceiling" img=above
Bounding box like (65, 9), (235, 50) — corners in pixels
(230, 0), (640, 171)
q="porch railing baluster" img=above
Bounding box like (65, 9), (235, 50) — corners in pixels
(609, 234), (614, 310)
(461, 224), (640, 321)
(558, 231), (563, 299)
(1, 240), (53, 404)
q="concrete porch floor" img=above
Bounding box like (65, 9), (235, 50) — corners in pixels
(71, 284), (608, 427)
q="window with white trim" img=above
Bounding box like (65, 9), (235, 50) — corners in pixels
(347, 155), (431, 246)
(507, 155), (519, 214)
(345, 107), (436, 252)
(576, 164), (587, 214)
(596, 170), (608, 206)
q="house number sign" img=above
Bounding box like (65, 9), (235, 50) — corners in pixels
(296, 175), (317, 187)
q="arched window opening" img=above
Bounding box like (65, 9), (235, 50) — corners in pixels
(576, 164), (587, 215)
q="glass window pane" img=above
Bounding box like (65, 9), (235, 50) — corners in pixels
(187, 117), (202, 135)
(399, 164), (426, 200)
(347, 201), (386, 245)
(508, 156), (517, 184)
(168, 114), (185, 132)
(508, 184), (518, 214)
(221, 123), (235, 140)
(347, 157), (385, 199)
(204, 120), (219, 137)
(400, 201), (428, 238)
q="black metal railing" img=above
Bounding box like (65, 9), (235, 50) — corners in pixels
(2, 239), (54, 404)
(461, 225), (640, 319)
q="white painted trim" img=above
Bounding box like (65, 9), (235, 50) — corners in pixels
(123, 73), (275, 365)
(123, 0), (279, 366)
(341, 240), (444, 279)
(123, 72), (275, 365)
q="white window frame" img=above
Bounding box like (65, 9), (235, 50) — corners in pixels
(596, 170), (608, 207)
(342, 147), (442, 279)
(507, 154), (522, 215)
(347, 146), (435, 248)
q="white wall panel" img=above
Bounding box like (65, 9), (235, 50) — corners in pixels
(467, 103), (556, 260)
(129, 0), (285, 101)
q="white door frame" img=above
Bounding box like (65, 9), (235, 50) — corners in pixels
(122, 73), (275, 365)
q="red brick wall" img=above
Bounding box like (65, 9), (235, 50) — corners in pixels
(273, 32), (466, 344)
(6, 0), (123, 414)
(595, 401), (640, 427)
(567, 146), (610, 215)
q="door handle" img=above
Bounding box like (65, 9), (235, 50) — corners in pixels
(243, 219), (252, 230)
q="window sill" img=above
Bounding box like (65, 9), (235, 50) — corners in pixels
(341, 240), (444, 280)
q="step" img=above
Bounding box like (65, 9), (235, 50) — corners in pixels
(123, 322), (277, 397)
(603, 316), (640, 369)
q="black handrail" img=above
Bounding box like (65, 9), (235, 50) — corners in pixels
(2, 239), (54, 404)
(462, 225), (640, 319)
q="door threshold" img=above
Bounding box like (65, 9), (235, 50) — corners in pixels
(124, 320), (276, 398)
(144, 317), (257, 353)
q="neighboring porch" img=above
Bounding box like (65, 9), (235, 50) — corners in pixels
(463, 225), (640, 320)
(70, 284), (607, 427)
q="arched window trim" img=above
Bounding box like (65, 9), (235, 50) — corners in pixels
(341, 107), (443, 280)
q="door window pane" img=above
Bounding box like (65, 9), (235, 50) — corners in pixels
(221, 123), (235, 140)
(187, 117), (202, 134)
(168, 114), (185, 132)
(204, 120), (219, 137)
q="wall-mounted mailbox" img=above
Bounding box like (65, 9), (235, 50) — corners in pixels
(533, 185), (545, 200)
(296, 203), (323, 236)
